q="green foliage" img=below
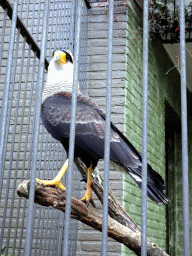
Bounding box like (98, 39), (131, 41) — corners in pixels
(148, 0), (192, 36)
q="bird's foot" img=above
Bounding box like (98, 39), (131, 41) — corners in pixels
(81, 190), (96, 207)
(36, 178), (66, 191)
(36, 159), (68, 191)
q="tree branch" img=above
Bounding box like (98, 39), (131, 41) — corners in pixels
(74, 157), (140, 232)
(17, 166), (169, 256)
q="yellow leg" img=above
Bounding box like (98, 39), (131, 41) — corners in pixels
(81, 163), (93, 204)
(36, 159), (68, 190)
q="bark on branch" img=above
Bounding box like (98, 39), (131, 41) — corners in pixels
(74, 157), (140, 233)
(17, 157), (169, 256)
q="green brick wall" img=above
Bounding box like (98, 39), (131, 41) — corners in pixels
(123, 3), (192, 255)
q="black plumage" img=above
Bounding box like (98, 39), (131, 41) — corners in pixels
(41, 91), (168, 204)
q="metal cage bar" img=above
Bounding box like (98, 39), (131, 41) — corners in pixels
(24, 1), (50, 255)
(141, 0), (149, 254)
(62, 0), (82, 254)
(0, 0), (18, 202)
(0, 8), (7, 73)
(179, 0), (190, 255)
(101, 0), (114, 255)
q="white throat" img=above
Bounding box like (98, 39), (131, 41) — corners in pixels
(42, 60), (74, 102)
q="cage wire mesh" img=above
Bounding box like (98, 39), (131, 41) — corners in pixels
(0, 0), (88, 255)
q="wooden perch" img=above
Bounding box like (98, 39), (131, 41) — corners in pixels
(17, 157), (169, 256)
(74, 157), (140, 233)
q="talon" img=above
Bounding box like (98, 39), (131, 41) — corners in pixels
(89, 199), (96, 208)
(36, 159), (68, 191)
(36, 178), (66, 191)
(81, 190), (92, 203)
(81, 191), (95, 207)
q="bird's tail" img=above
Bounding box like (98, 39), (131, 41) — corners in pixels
(124, 165), (169, 204)
(109, 125), (169, 204)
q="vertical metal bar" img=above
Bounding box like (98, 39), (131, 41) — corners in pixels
(48, 0), (56, 58)
(58, 0), (65, 49)
(43, 208), (51, 256)
(38, 207), (47, 255)
(84, 2), (88, 95)
(53, 0), (60, 51)
(0, 0), (18, 199)
(56, 212), (64, 255)
(35, 0), (42, 43)
(36, 136), (53, 255)
(47, 144), (61, 254)
(101, 0), (114, 255)
(24, 1), (50, 255)
(179, 1), (190, 255)
(40, 137), (56, 254)
(141, 0), (149, 254)
(52, 148), (65, 255)
(46, 141), (61, 253)
(33, 1), (53, 252)
(42, 139), (55, 256)
(17, 199), (27, 256)
(0, 25), (21, 249)
(60, 0), (67, 49)
(30, 0), (36, 35)
(62, 0), (69, 48)
(18, 0), (24, 18)
(18, 91), (39, 254)
(70, 174), (80, 255)
(63, 0), (71, 49)
(62, 0), (82, 255)
(4, 28), (26, 255)
(79, 0), (87, 95)
(12, 51), (37, 256)
(34, 130), (46, 254)
(24, 0), (30, 28)
(69, 0), (76, 52)
(0, 8), (8, 73)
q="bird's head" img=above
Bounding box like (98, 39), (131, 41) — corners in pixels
(43, 49), (76, 102)
(52, 50), (73, 65)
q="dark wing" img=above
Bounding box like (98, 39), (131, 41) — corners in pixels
(41, 92), (140, 167)
(84, 96), (168, 203)
(41, 92), (168, 203)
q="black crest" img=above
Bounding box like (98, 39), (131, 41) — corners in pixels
(65, 51), (73, 64)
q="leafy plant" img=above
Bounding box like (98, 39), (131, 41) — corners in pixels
(148, 0), (192, 37)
